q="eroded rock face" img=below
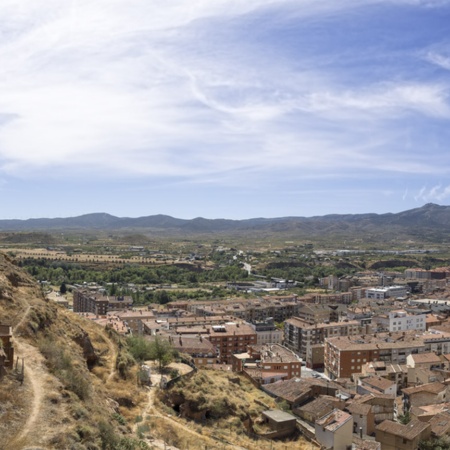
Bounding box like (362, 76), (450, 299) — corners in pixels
(179, 401), (207, 421)
(73, 331), (99, 369)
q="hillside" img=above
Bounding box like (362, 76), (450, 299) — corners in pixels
(0, 252), (150, 450)
(0, 203), (449, 242)
(0, 254), (311, 450)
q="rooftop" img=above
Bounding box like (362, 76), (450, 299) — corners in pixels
(262, 409), (296, 423)
(409, 352), (441, 364)
(376, 419), (430, 440)
(316, 408), (352, 432)
(361, 376), (395, 391)
(402, 381), (446, 396)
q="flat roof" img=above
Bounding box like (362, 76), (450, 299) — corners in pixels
(262, 409), (296, 423)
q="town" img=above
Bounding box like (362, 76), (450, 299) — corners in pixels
(4, 240), (449, 450)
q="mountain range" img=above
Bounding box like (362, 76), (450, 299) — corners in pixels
(1, 203), (449, 241)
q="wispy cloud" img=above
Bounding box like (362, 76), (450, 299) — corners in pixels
(426, 51), (450, 71)
(415, 184), (450, 202)
(0, 0), (449, 190)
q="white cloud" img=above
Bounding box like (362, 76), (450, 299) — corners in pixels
(0, 0), (449, 184)
(426, 51), (450, 71)
(415, 184), (450, 202)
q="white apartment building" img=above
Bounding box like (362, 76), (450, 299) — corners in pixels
(373, 310), (427, 332)
(366, 285), (408, 300)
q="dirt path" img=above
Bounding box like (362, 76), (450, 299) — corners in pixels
(8, 341), (45, 444)
(7, 297), (57, 449)
(103, 331), (118, 383)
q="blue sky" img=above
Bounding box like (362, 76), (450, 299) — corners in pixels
(1, 0), (450, 220)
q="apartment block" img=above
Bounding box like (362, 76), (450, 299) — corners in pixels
(206, 322), (257, 364)
(366, 286), (408, 300)
(232, 343), (302, 385)
(372, 310), (427, 332)
(324, 333), (427, 379)
(284, 317), (360, 362)
(73, 288), (132, 315)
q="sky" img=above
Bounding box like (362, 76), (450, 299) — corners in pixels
(1, 0), (450, 220)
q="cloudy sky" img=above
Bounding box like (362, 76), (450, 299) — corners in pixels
(1, 0), (450, 220)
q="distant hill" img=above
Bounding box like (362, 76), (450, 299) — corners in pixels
(1, 203), (450, 242)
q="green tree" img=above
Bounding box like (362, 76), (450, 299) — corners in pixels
(127, 336), (153, 362)
(149, 336), (175, 371)
(419, 435), (450, 450)
(154, 290), (171, 305)
(397, 411), (411, 424)
(59, 282), (67, 294)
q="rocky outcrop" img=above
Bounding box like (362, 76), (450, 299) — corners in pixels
(73, 331), (99, 369)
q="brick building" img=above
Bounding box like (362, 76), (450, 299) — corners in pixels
(284, 317), (360, 362)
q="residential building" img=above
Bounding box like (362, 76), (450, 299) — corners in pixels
(111, 310), (155, 335)
(355, 361), (408, 392)
(261, 410), (297, 438)
(315, 409), (353, 450)
(232, 343), (301, 385)
(402, 381), (448, 410)
(284, 317), (360, 362)
(295, 303), (332, 324)
(262, 377), (342, 409)
(357, 376), (397, 396)
(312, 292), (353, 305)
(372, 310), (426, 332)
(404, 268), (448, 280)
(375, 420), (431, 450)
(295, 395), (345, 424)
(73, 289), (132, 315)
(350, 393), (396, 425)
(324, 332), (427, 379)
(366, 286), (408, 300)
(169, 335), (217, 366)
(248, 318), (283, 345)
(206, 322), (257, 364)
(346, 402), (375, 436)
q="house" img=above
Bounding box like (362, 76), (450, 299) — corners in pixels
(294, 395), (345, 424)
(315, 408), (353, 450)
(346, 402), (375, 436)
(111, 309), (155, 334)
(410, 402), (450, 422)
(348, 393), (396, 425)
(357, 376), (397, 396)
(261, 410), (297, 438)
(406, 352), (442, 370)
(428, 411), (450, 437)
(169, 335), (217, 367)
(232, 343), (301, 385)
(406, 352), (444, 386)
(262, 377), (341, 409)
(402, 381), (448, 410)
(355, 361), (407, 391)
(375, 419), (431, 450)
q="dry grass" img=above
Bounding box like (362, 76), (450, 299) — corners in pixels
(156, 368), (313, 450)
